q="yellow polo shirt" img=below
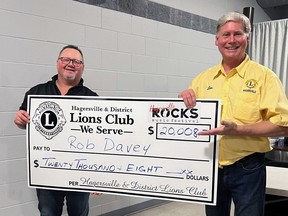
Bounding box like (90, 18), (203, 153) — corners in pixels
(189, 55), (288, 166)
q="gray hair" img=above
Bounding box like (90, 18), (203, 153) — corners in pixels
(59, 44), (84, 60)
(217, 12), (251, 34)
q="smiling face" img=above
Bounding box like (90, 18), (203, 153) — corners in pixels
(57, 48), (84, 86)
(215, 21), (249, 65)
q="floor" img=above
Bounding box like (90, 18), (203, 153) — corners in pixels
(128, 195), (288, 216)
(129, 201), (206, 216)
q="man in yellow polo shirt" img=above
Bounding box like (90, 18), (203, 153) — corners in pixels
(179, 12), (288, 216)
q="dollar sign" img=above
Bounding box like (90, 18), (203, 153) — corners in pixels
(148, 126), (154, 135)
(34, 160), (39, 168)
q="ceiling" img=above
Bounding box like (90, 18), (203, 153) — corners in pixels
(256, 0), (288, 20)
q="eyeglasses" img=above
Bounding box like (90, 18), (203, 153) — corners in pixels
(58, 57), (83, 67)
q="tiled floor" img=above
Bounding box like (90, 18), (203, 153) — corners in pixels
(129, 195), (288, 216)
(129, 201), (206, 216)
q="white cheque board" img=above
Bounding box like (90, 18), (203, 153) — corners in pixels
(27, 96), (220, 205)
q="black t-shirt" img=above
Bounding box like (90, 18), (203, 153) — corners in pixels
(20, 74), (98, 111)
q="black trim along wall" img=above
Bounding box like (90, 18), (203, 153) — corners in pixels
(74, 0), (217, 34)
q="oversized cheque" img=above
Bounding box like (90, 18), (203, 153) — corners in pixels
(27, 95), (220, 204)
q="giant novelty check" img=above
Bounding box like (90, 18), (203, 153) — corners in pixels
(27, 96), (220, 204)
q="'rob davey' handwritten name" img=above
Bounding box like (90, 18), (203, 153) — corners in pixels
(69, 136), (151, 156)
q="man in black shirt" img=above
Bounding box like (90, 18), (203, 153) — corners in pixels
(14, 45), (97, 216)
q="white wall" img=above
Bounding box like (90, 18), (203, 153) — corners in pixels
(0, 0), (268, 215)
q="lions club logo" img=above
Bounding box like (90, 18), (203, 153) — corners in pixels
(32, 101), (66, 140)
(245, 79), (258, 89)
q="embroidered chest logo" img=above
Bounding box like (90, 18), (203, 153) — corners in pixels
(245, 79), (258, 88)
(244, 79), (258, 93)
(207, 86), (213, 90)
(32, 101), (66, 140)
